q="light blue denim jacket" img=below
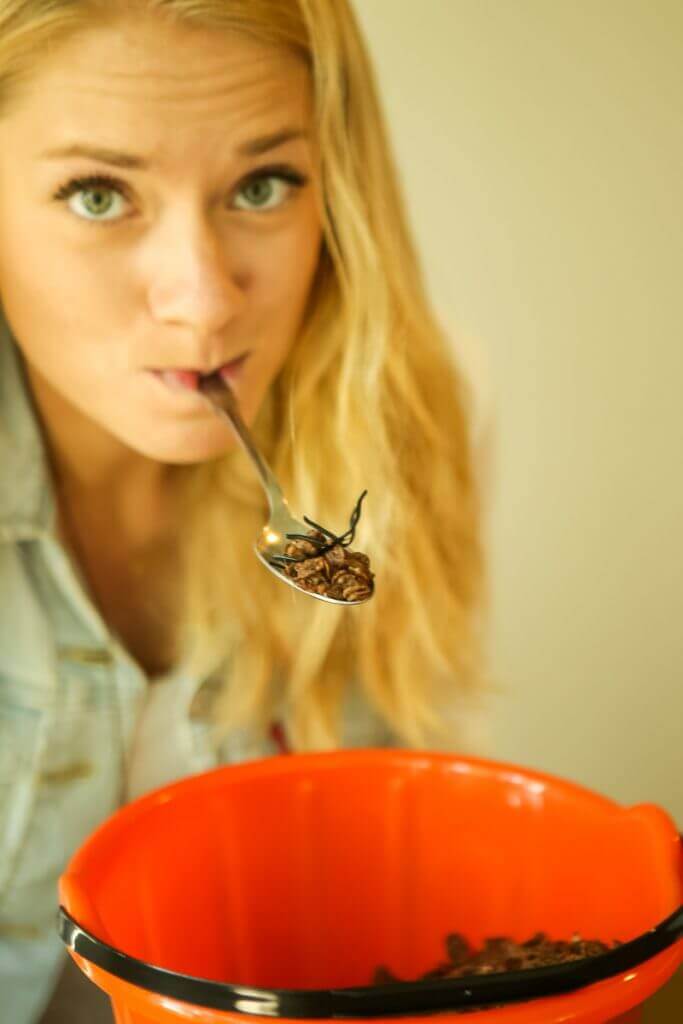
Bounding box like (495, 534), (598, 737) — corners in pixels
(0, 312), (399, 1022)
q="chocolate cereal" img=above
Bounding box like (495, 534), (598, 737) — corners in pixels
(373, 930), (618, 985)
(280, 531), (374, 601)
(270, 491), (374, 603)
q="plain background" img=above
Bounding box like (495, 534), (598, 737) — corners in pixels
(352, 0), (682, 826)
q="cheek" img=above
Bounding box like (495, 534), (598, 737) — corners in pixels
(238, 216), (322, 423)
(0, 176), (133, 339)
(255, 213), (322, 332)
(0, 210), (116, 353)
(0, 234), (123, 415)
(0, 201), (53, 324)
(260, 238), (320, 365)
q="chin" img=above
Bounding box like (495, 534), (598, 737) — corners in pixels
(121, 423), (239, 465)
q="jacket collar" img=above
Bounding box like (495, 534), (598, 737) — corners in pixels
(0, 310), (56, 541)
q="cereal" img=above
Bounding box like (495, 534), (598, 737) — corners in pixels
(373, 930), (618, 986)
(269, 490), (374, 603)
(280, 531), (374, 601)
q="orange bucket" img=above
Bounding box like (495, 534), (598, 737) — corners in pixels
(58, 750), (682, 1024)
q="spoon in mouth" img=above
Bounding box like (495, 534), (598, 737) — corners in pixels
(198, 371), (374, 606)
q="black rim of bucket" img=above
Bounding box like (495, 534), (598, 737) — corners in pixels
(58, 903), (683, 1018)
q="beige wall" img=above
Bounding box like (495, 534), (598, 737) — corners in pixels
(352, 1), (683, 824)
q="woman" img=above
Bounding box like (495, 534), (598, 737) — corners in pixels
(0, 1), (489, 1020)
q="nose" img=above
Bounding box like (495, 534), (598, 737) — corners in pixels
(145, 211), (248, 352)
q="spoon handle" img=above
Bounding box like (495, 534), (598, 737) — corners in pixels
(200, 377), (284, 512)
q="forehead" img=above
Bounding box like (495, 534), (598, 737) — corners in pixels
(6, 16), (313, 164)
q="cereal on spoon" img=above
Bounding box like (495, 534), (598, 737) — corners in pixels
(269, 490), (374, 603)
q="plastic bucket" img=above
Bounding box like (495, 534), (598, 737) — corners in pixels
(58, 750), (682, 1023)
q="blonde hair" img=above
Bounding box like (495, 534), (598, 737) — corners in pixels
(0, 0), (488, 751)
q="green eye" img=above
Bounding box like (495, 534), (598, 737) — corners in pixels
(234, 176), (291, 211)
(243, 179), (275, 206)
(80, 188), (117, 217)
(53, 174), (130, 223)
(73, 187), (126, 222)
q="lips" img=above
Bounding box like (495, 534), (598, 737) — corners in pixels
(150, 352), (250, 392)
(157, 368), (202, 391)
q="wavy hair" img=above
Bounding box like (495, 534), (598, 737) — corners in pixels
(0, 0), (488, 751)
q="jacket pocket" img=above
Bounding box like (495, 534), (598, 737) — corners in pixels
(0, 665), (123, 904)
(0, 697), (44, 896)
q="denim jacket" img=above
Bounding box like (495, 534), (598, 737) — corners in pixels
(0, 312), (404, 1022)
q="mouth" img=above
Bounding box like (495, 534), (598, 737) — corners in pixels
(147, 352), (251, 392)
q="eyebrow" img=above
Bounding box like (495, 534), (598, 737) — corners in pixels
(39, 128), (308, 169)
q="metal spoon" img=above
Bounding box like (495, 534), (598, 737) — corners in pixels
(198, 373), (373, 606)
